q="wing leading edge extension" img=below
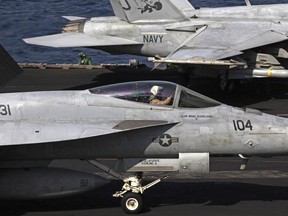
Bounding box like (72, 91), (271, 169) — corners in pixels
(0, 120), (179, 160)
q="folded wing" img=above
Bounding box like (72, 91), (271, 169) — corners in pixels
(166, 23), (288, 65)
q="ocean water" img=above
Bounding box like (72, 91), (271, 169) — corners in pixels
(1, 0), (288, 64)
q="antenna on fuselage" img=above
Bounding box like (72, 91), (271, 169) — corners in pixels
(245, 0), (252, 6)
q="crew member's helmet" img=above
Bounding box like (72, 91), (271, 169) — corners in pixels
(150, 85), (163, 96)
(79, 52), (86, 58)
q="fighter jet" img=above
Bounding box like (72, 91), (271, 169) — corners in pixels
(24, 0), (288, 89)
(0, 76), (287, 213)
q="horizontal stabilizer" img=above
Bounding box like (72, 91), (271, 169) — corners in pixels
(24, 33), (142, 48)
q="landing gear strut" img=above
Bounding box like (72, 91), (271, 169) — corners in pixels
(113, 172), (166, 214)
(84, 160), (166, 214)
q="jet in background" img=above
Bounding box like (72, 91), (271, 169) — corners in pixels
(24, 0), (288, 90)
(0, 70), (287, 213)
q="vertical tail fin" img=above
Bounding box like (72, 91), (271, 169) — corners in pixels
(0, 45), (23, 87)
(110, 0), (194, 23)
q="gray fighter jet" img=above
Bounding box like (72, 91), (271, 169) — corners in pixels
(24, 0), (288, 88)
(0, 77), (287, 213)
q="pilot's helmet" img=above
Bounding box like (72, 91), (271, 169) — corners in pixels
(79, 52), (86, 58)
(151, 85), (163, 96)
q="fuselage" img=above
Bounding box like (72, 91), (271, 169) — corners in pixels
(68, 4), (288, 57)
(0, 84), (287, 161)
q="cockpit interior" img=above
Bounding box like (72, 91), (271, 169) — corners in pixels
(89, 81), (221, 108)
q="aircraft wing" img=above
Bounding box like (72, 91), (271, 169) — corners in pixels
(23, 33), (142, 48)
(160, 24), (288, 66)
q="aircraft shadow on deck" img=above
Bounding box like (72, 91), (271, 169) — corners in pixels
(1, 181), (288, 216)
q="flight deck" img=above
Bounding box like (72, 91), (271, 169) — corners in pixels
(0, 60), (287, 216)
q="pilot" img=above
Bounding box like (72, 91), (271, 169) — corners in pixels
(149, 85), (172, 105)
(78, 52), (92, 65)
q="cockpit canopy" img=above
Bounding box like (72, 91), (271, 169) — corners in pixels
(89, 81), (221, 108)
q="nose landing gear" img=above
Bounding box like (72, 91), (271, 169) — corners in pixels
(113, 173), (166, 214)
(84, 160), (166, 214)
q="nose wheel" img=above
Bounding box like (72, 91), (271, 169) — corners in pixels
(83, 160), (165, 214)
(121, 192), (143, 214)
(113, 173), (166, 214)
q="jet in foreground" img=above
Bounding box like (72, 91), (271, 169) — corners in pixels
(24, 0), (288, 88)
(0, 79), (287, 213)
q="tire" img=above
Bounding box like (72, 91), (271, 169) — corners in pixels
(121, 192), (143, 214)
